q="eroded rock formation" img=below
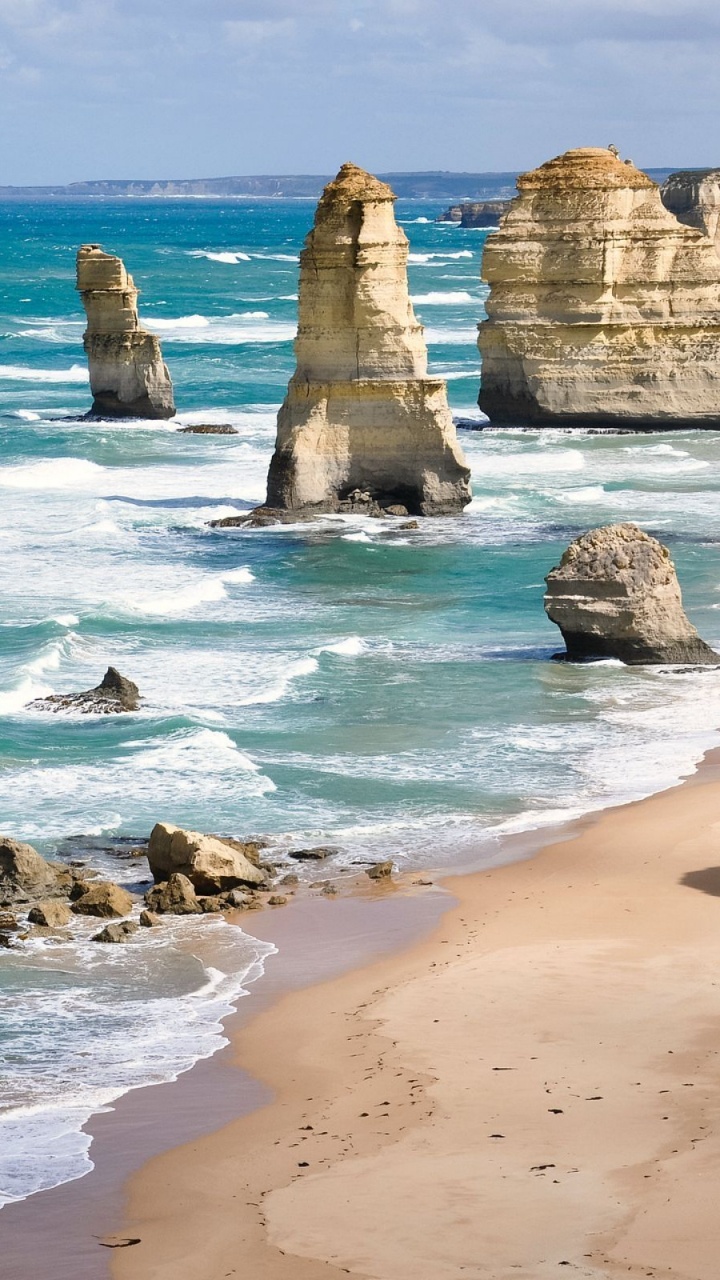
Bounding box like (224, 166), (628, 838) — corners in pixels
(77, 244), (175, 419)
(544, 523), (720, 664)
(263, 163), (470, 517)
(436, 201), (510, 227)
(147, 823), (267, 893)
(479, 148), (720, 426)
(661, 169), (720, 252)
(29, 667), (140, 714)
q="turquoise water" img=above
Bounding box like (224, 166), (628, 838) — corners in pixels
(2, 196), (720, 1206)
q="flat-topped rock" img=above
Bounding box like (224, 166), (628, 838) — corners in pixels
(264, 163), (471, 517)
(479, 147), (720, 427)
(77, 244), (175, 419)
(545, 523), (720, 664)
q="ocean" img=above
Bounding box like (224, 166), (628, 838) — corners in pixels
(2, 196), (720, 1208)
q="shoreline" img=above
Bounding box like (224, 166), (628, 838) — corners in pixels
(111, 746), (720, 1280)
(4, 751), (720, 1277)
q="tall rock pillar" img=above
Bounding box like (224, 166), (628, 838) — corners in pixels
(478, 147), (720, 427)
(76, 245), (175, 420)
(265, 164), (471, 516)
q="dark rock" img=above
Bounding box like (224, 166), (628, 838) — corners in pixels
(279, 873), (299, 887)
(288, 847), (338, 862)
(221, 888), (251, 908)
(145, 872), (201, 915)
(399, 520), (419, 530)
(28, 667), (140, 714)
(268, 894), (288, 906)
(198, 896), (224, 913)
(384, 504), (410, 517)
(139, 909), (160, 927)
(435, 200), (511, 227)
(91, 920), (139, 943)
(70, 881), (135, 918)
(366, 861), (394, 880)
(0, 912), (19, 931)
(178, 424), (238, 435)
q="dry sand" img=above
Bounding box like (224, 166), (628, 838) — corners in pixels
(113, 765), (720, 1280)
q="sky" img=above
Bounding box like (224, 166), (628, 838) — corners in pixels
(1, 0), (720, 184)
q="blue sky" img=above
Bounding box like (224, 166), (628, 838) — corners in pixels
(1, 0), (719, 183)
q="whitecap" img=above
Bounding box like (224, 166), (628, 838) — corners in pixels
(13, 410), (41, 421)
(318, 637), (368, 656)
(0, 364), (88, 383)
(0, 459), (103, 489)
(187, 250), (251, 263)
(238, 656), (319, 706)
(480, 450), (584, 476)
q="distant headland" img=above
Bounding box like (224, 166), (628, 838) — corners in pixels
(0, 167), (678, 201)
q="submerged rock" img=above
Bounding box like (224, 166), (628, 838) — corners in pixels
(0, 836), (64, 905)
(544, 523), (720, 665)
(177, 424), (238, 435)
(28, 667), (140, 714)
(70, 881), (135, 918)
(145, 872), (201, 915)
(77, 244), (175, 420)
(479, 147), (720, 427)
(147, 823), (267, 893)
(92, 920), (139, 943)
(262, 163), (470, 518)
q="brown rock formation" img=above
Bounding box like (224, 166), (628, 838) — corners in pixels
(478, 147), (720, 427)
(145, 872), (201, 915)
(147, 823), (267, 893)
(544, 523), (720, 664)
(70, 881), (135, 918)
(27, 900), (72, 927)
(0, 836), (64, 905)
(263, 164), (470, 517)
(76, 244), (175, 419)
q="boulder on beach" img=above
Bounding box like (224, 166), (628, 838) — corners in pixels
(544, 523), (720, 665)
(76, 244), (175, 420)
(28, 667), (140, 714)
(70, 881), (135, 918)
(366, 861), (394, 880)
(145, 872), (202, 915)
(147, 823), (267, 893)
(0, 836), (64, 905)
(28, 900), (72, 927)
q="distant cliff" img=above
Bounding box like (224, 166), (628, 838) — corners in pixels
(0, 169), (678, 202)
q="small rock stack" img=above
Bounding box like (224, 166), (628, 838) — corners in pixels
(77, 244), (175, 420)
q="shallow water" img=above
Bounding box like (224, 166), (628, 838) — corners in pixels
(2, 196), (720, 1206)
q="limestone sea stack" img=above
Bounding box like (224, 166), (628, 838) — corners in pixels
(478, 148), (720, 427)
(544, 523), (720, 664)
(661, 169), (720, 253)
(76, 244), (175, 419)
(264, 164), (471, 517)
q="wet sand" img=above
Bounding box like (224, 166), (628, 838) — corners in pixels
(111, 756), (720, 1280)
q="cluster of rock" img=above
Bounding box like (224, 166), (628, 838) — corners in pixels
(28, 667), (140, 714)
(478, 147), (720, 427)
(77, 244), (175, 420)
(216, 164), (470, 526)
(436, 201), (510, 227)
(544, 523), (720, 665)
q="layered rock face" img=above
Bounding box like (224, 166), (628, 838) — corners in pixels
(436, 201), (510, 227)
(265, 164), (471, 516)
(77, 245), (175, 419)
(545, 523), (719, 664)
(661, 169), (720, 252)
(479, 148), (720, 427)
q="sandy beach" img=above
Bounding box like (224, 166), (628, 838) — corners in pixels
(105, 753), (720, 1280)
